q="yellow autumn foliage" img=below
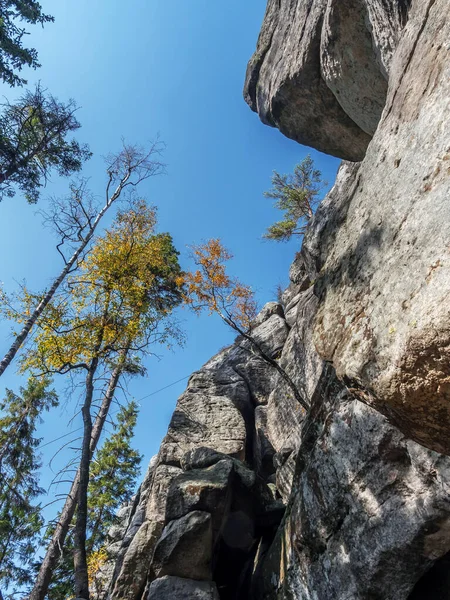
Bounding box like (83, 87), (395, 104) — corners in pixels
(20, 199), (184, 374)
(182, 238), (258, 331)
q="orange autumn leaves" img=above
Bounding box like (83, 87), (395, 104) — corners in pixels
(180, 238), (258, 332)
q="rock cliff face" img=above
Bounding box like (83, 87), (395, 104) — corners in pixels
(97, 0), (450, 598)
(243, 0), (411, 160)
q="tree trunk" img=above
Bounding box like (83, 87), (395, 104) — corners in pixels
(73, 360), (97, 600)
(29, 361), (124, 600)
(226, 316), (309, 411)
(0, 172), (130, 378)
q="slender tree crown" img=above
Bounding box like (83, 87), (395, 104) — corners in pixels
(0, 0), (54, 86)
(181, 238), (258, 332)
(87, 400), (142, 552)
(0, 85), (91, 203)
(182, 239), (309, 411)
(20, 199), (184, 376)
(0, 141), (165, 380)
(0, 377), (58, 597)
(263, 155), (326, 242)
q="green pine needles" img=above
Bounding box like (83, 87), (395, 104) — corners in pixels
(0, 0), (54, 87)
(0, 377), (58, 598)
(263, 155), (326, 242)
(87, 401), (142, 554)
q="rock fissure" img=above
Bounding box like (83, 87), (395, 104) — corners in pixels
(93, 1), (450, 598)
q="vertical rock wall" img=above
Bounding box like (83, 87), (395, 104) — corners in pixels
(95, 0), (450, 598)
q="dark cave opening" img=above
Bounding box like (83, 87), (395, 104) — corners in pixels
(408, 551), (450, 600)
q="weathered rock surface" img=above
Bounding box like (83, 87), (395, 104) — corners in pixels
(312, 0), (450, 454)
(95, 1), (450, 599)
(246, 0), (450, 454)
(147, 576), (220, 600)
(244, 0), (411, 160)
(255, 366), (450, 599)
(152, 511), (212, 580)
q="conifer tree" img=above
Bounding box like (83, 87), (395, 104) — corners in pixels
(44, 402), (141, 599)
(0, 377), (57, 599)
(0, 0), (54, 87)
(263, 155), (325, 241)
(0, 85), (91, 203)
(87, 401), (142, 554)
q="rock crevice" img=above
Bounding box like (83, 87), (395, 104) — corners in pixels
(94, 0), (450, 598)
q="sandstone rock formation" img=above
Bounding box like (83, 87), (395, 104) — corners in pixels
(244, 0), (411, 160)
(94, 0), (450, 598)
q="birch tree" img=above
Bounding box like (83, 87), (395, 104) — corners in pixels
(0, 141), (165, 378)
(27, 200), (183, 600)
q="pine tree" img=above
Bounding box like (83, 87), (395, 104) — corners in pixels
(0, 0), (54, 87)
(0, 85), (91, 203)
(0, 377), (58, 598)
(43, 403), (142, 600)
(263, 155), (326, 242)
(87, 401), (142, 554)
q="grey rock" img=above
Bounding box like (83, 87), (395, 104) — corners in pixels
(159, 382), (249, 466)
(102, 14), (450, 595)
(321, 0), (389, 135)
(275, 449), (297, 503)
(273, 446), (293, 470)
(313, 0), (450, 454)
(257, 373), (450, 599)
(108, 464), (182, 600)
(147, 576), (220, 600)
(244, 0), (370, 160)
(244, 0), (410, 160)
(166, 460), (234, 537)
(181, 447), (256, 489)
(254, 405), (276, 478)
(152, 511), (212, 580)
(252, 301), (284, 326)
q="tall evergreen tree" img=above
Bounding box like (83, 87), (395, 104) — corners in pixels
(87, 401), (142, 554)
(0, 377), (58, 599)
(43, 403), (142, 600)
(0, 0), (54, 87)
(0, 85), (91, 203)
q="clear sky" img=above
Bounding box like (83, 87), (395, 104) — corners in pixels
(0, 0), (339, 516)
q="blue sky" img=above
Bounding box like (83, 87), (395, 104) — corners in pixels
(0, 0), (339, 515)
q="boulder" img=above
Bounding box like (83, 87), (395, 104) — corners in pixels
(147, 576), (220, 600)
(152, 511), (213, 580)
(166, 460), (234, 538)
(255, 373), (450, 599)
(244, 0), (410, 160)
(313, 0), (450, 453)
(180, 447), (256, 489)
